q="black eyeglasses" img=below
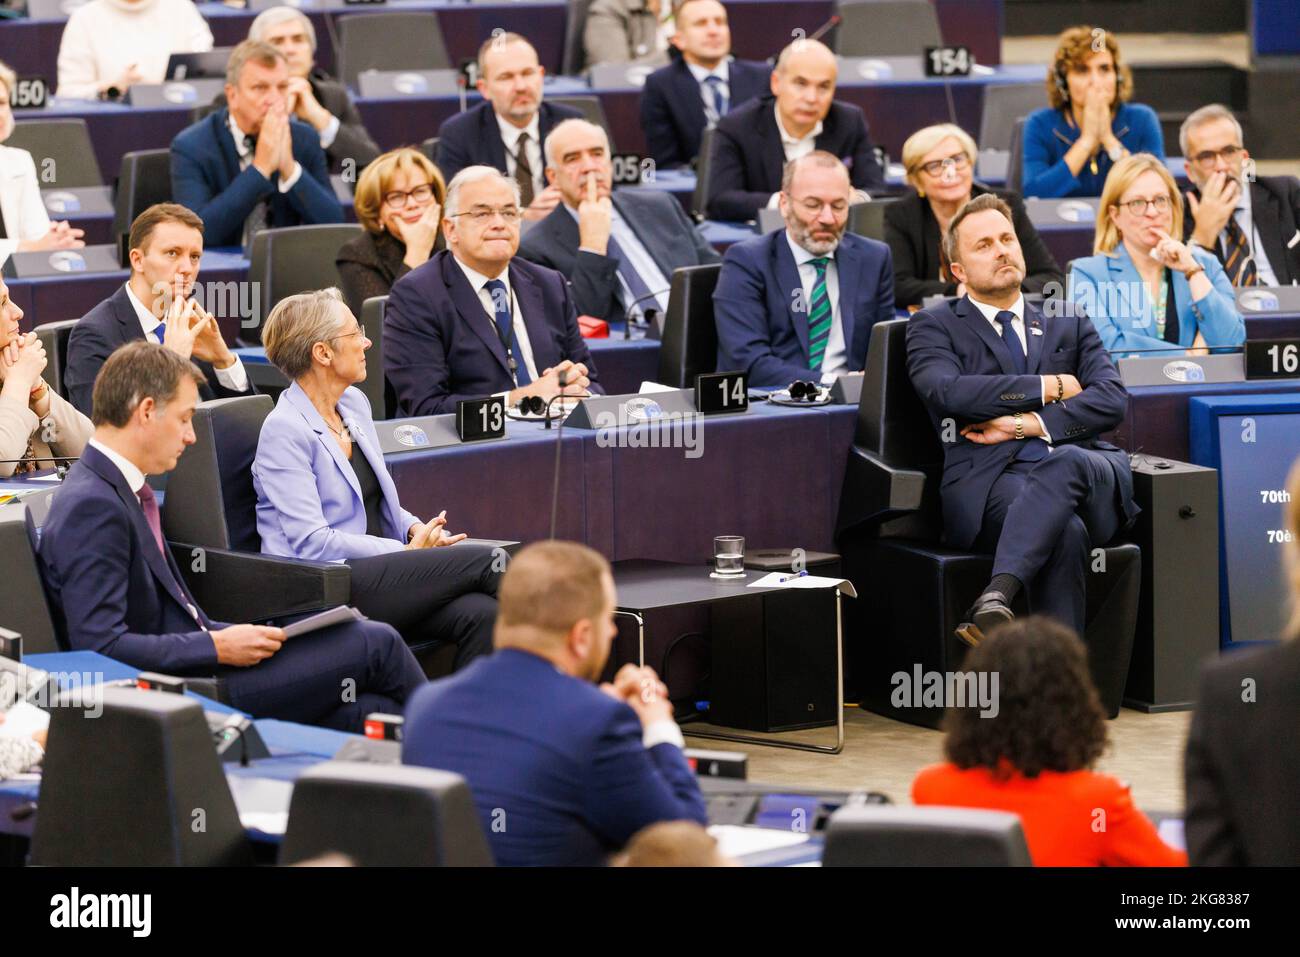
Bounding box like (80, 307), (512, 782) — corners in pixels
(382, 184), (436, 208)
(1116, 195), (1172, 216)
(1189, 145), (1243, 169)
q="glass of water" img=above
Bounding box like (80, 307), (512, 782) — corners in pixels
(713, 535), (746, 577)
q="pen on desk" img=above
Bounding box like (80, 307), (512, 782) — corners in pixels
(778, 571), (809, 583)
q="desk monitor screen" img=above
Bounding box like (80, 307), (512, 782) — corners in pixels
(166, 49), (235, 81)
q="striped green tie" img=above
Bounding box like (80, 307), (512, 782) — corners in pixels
(806, 257), (832, 371)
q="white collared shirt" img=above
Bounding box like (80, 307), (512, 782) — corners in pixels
(966, 292), (1053, 441)
(686, 59), (730, 126)
(123, 282), (249, 393)
(786, 231), (848, 383)
(1225, 185), (1279, 287)
(452, 256), (539, 386)
(229, 113), (303, 193)
(88, 437), (145, 493)
(766, 104), (825, 208)
(566, 203), (671, 317)
(496, 112), (545, 199)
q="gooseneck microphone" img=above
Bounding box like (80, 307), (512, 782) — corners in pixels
(548, 369), (568, 540)
(624, 287), (672, 340)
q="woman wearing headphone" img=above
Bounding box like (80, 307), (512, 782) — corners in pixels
(1022, 26), (1164, 199)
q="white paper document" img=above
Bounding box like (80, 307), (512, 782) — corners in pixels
(746, 573), (859, 598)
(0, 701), (50, 738)
(708, 824), (810, 859)
(282, 605), (367, 639)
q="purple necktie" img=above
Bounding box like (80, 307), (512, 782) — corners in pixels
(136, 484), (167, 556)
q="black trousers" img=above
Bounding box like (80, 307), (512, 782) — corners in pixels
(345, 542), (503, 671)
(975, 444), (1126, 636)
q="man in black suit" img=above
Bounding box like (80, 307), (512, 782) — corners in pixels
(39, 341), (423, 732)
(384, 166), (603, 416)
(65, 204), (257, 416)
(1181, 104), (1300, 287)
(706, 38), (884, 223)
(436, 33), (583, 223)
(639, 0), (771, 169)
(1185, 636), (1300, 865)
(906, 194), (1137, 643)
(518, 119), (719, 326)
(248, 5), (381, 175)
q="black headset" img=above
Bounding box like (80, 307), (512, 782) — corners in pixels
(517, 395), (546, 415)
(788, 380), (821, 402)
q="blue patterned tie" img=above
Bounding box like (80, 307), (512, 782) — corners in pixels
(703, 74), (727, 118)
(484, 278), (530, 386)
(995, 310), (1027, 375)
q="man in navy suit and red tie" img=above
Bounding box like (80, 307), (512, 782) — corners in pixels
(383, 166), (602, 416)
(906, 193), (1139, 644)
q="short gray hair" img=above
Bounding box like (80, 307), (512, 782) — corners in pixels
(781, 150), (849, 195)
(262, 287), (351, 380)
(1179, 103), (1244, 158)
(943, 192), (1015, 267)
(444, 165), (521, 216)
(544, 118), (609, 169)
(249, 6), (317, 53)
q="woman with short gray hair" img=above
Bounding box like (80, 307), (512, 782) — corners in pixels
(253, 288), (502, 674)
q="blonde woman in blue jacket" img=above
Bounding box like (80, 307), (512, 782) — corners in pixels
(1068, 153), (1244, 357)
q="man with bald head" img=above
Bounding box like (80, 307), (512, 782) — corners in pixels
(402, 541), (706, 867)
(706, 38), (884, 222)
(518, 118), (719, 326)
(713, 151), (893, 387)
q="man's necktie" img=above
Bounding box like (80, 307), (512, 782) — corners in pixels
(995, 310), (1027, 375)
(807, 257), (832, 371)
(152, 322), (166, 346)
(241, 133), (270, 247)
(136, 484), (168, 557)
(484, 278), (531, 386)
(1221, 215), (1258, 287)
(605, 232), (661, 319)
(514, 132), (536, 209)
(703, 75), (727, 119)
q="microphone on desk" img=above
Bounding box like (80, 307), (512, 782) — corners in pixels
(624, 287), (672, 340)
(548, 368), (569, 541)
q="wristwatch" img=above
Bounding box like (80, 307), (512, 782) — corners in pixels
(1014, 412), (1026, 440)
(1107, 143), (1125, 163)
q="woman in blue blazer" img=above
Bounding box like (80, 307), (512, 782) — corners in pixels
(253, 287), (502, 672)
(1068, 154), (1244, 357)
(1022, 26), (1163, 198)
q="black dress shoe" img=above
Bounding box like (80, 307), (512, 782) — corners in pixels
(955, 591), (1014, 647)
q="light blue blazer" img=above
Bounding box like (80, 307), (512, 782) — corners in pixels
(1067, 244), (1245, 356)
(253, 381), (419, 562)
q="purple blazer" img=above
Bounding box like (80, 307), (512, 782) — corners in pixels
(253, 381), (419, 561)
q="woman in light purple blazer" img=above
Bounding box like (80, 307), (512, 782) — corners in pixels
(252, 287), (501, 672)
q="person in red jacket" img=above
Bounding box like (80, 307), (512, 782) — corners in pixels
(912, 616), (1185, 867)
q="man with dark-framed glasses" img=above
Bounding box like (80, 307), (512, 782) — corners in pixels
(382, 166), (603, 416)
(1180, 104), (1300, 287)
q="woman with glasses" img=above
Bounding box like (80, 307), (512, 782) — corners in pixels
(1068, 153), (1243, 356)
(336, 147), (447, 317)
(885, 123), (1063, 309)
(252, 288), (503, 676)
(1022, 26), (1163, 198)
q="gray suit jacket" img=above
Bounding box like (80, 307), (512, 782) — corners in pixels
(517, 188), (720, 324)
(583, 0), (670, 68)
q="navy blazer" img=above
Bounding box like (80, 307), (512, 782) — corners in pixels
(384, 250), (604, 416)
(38, 444), (222, 675)
(66, 285), (257, 417)
(640, 57), (771, 169)
(906, 295), (1137, 550)
(435, 100), (584, 185)
(706, 96), (886, 222)
(517, 188), (720, 324)
(713, 229), (894, 387)
(170, 107), (343, 247)
(402, 648), (708, 866)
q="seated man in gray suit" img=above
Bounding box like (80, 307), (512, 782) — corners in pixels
(518, 119), (720, 326)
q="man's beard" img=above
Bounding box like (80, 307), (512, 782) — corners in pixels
(790, 219), (843, 256)
(974, 263), (1024, 297)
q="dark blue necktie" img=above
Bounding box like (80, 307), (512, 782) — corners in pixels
(703, 74), (727, 118)
(995, 310), (1027, 374)
(484, 278), (531, 386)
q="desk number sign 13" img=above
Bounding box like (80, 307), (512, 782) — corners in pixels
(457, 395), (507, 441)
(695, 371), (748, 415)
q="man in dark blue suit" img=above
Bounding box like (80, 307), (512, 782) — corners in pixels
(518, 119), (719, 326)
(66, 204), (258, 417)
(403, 541), (707, 866)
(435, 33), (582, 224)
(38, 341), (424, 731)
(639, 0), (771, 169)
(906, 193), (1138, 643)
(170, 40), (343, 248)
(706, 39), (884, 223)
(384, 166), (603, 416)
(713, 152), (894, 388)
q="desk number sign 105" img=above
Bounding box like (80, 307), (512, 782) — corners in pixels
(457, 395), (507, 441)
(695, 371), (748, 415)
(1246, 339), (1300, 380)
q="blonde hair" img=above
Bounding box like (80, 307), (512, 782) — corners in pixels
(496, 541), (610, 647)
(901, 123), (978, 189)
(0, 59), (16, 100)
(1046, 25), (1133, 111)
(352, 148), (446, 235)
(262, 287), (352, 380)
(1094, 153), (1183, 254)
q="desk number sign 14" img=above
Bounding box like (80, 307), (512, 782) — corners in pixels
(695, 371), (748, 415)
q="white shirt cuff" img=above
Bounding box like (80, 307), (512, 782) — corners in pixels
(277, 162), (304, 194)
(319, 116), (340, 149)
(1031, 412), (1051, 444)
(214, 357), (250, 392)
(643, 718), (686, 750)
